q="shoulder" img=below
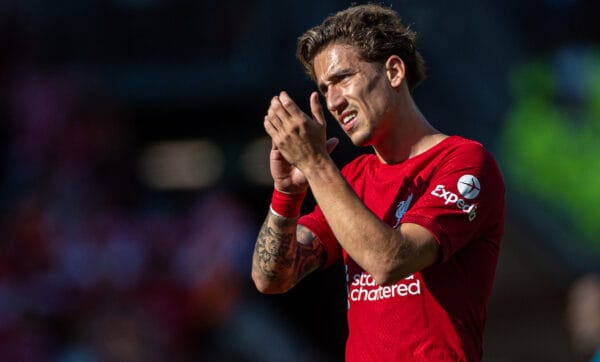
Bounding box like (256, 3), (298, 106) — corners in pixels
(435, 137), (505, 199)
(442, 135), (485, 153)
(427, 136), (505, 199)
(439, 136), (499, 168)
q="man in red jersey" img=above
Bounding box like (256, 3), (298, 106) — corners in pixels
(251, 4), (505, 361)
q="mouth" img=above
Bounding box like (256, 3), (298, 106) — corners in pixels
(339, 111), (357, 131)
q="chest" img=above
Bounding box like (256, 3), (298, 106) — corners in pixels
(352, 164), (435, 227)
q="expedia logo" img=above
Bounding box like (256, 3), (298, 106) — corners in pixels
(431, 176), (479, 221)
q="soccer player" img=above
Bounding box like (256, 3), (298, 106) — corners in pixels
(252, 4), (505, 361)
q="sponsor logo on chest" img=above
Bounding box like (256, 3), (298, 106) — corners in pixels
(347, 273), (421, 303)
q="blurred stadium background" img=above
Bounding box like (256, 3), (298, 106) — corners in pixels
(1, 0), (599, 361)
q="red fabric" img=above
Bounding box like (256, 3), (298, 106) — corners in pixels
(299, 136), (505, 361)
(270, 188), (306, 218)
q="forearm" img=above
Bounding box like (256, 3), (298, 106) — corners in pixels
(303, 160), (414, 284)
(252, 204), (326, 293)
(252, 210), (298, 293)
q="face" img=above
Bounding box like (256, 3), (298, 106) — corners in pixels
(313, 43), (397, 147)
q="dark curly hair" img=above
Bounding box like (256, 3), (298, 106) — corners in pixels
(296, 4), (426, 91)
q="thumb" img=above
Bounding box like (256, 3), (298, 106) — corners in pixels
(325, 137), (339, 154)
(310, 91), (327, 126)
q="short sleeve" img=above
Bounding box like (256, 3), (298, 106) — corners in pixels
(400, 142), (505, 262)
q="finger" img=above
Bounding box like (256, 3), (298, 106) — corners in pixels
(270, 94), (293, 122)
(264, 115), (279, 138)
(310, 91), (326, 126)
(267, 97), (286, 126)
(325, 137), (339, 154)
(278, 91), (303, 118)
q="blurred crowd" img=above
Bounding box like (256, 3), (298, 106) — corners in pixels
(0, 65), (213, 361)
(0, 61), (332, 361)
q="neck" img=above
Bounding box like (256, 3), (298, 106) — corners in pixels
(373, 96), (446, 164)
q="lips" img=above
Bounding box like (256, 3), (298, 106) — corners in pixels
(340, 111), (357, 131)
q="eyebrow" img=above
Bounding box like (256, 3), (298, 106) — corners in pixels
(318, 68), (356, 94)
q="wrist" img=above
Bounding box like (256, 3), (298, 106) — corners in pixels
(270, 188), (306, 218)
(301, 155), (335, 178)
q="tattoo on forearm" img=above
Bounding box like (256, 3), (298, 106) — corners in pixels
(298, 242), (325, 278)
(254, 216), (295, 281)
(253, 213), (325, 284)
(296, 224), (325, 277)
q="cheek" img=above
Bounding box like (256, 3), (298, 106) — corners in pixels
(361, 75), (391, 112)
(360, 92), (388, 121)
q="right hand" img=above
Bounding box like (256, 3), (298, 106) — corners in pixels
(266, 91), (339, 194)
(269, 138), (339, 194)
(269, 141), (309, 194)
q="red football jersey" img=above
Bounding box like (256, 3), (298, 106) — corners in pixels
(299, 136), (505, 361)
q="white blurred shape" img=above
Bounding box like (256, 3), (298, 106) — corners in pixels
(241, 136), (272, 186)
(140, 139), (223, 190)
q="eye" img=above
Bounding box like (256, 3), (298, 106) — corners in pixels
(335, 71), (356, 86)
(318, 70), (355, 96)
(333, 74), (348, 83)
(318, 84), (328, 96)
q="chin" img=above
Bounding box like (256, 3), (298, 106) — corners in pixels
(350, 135), (370, 147)
(352, 141), (366, 147)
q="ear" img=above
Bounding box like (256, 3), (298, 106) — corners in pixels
(385, 55), (406, 89)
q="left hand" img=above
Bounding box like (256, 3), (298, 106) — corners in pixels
(263, 91), (337, 172)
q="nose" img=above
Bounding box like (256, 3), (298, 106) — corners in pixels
(326, 85), (346, 114)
